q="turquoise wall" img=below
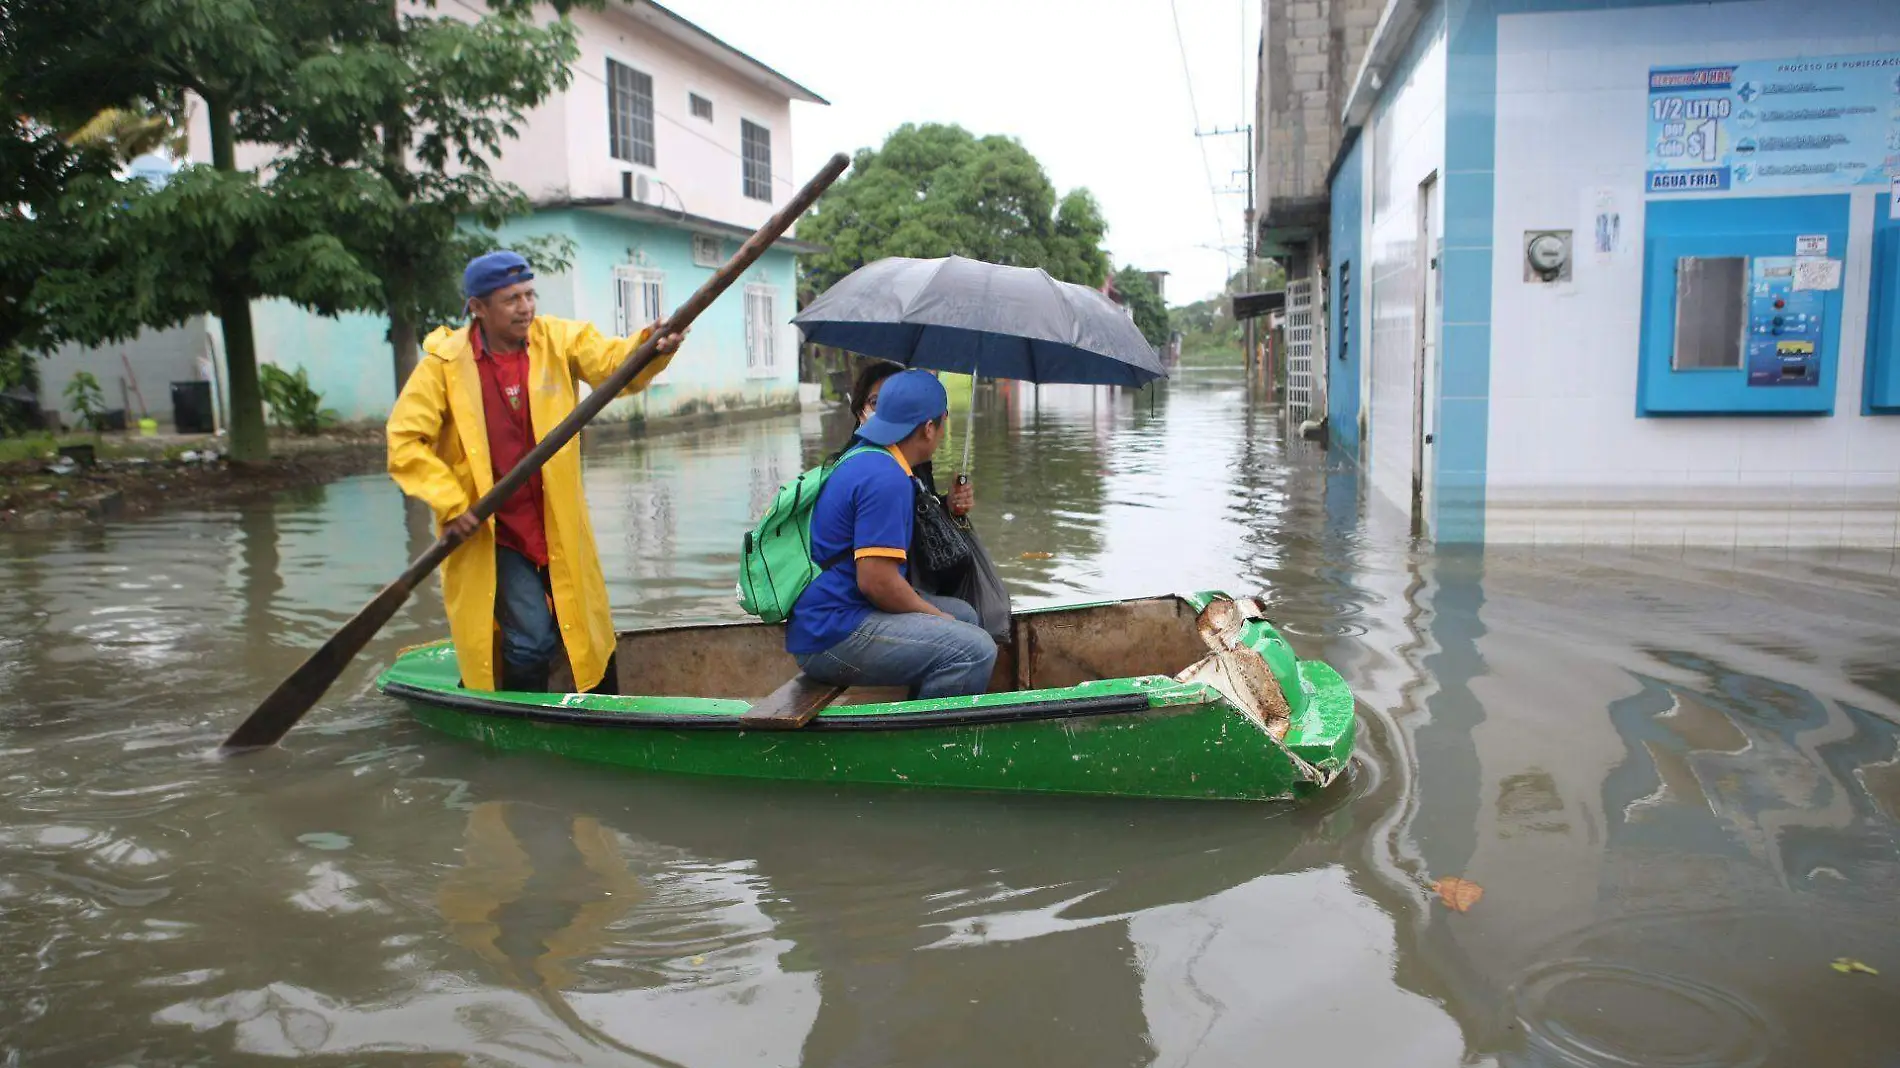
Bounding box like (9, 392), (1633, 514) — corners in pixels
(522, 208), (801, 422)
(246, 207), (801, 423)
(248, 301), (397, 423)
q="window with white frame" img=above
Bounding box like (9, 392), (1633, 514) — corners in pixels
(692, 233), (722, 268)
(689, 92), (713, 122)
(614, 264), (669, 380)
(741, 120), (772, 202)
(607, 60), (655, 167)
(743, 283), (778, 377)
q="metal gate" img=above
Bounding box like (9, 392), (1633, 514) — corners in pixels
(1284, 277), (1314, 424)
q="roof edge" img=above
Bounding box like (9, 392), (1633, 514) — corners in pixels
(629, 1), (829, 106)
(545, 196), (829, 255)
(1341, 0), (1430, 131)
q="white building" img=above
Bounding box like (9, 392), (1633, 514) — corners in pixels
(1258, 0), (1900, 550)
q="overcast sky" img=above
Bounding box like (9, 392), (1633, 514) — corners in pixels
(665, 0), (1258, 306)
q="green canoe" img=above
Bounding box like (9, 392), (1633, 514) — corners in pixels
(375, 592), (1355, 802)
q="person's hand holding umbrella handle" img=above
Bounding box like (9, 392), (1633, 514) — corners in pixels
(949, 474), (973, 517)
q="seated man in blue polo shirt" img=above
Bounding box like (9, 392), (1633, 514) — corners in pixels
(786, 370), (998, 698)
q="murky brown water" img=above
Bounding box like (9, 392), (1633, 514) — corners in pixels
(4, 368), (1899, 1067)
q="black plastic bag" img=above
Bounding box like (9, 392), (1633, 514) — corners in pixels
(949, 516), (1012, 641)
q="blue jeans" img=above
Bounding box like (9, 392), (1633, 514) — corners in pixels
(795, 594), (998, 699)
(495, 547), (559, 678)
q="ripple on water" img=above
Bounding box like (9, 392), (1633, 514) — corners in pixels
(1508, 958), (1777, 1068)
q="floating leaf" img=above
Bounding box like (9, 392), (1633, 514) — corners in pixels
(1432, 876), (1484, 912)
(1832, 957), (1879, 975)
(691, 955), (706, 966)
(1020, 551), (1054, 560)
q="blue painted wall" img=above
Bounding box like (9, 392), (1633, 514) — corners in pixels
(1865, 195), (1900, 414)
(1328, 135), (1366, 464)
(547, 208), (800, 420)
(249, 302), (395, 422)
(1432, 0), (1500, 544)
(245, 207), (801, 423)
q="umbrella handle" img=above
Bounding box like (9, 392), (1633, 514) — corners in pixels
(960, 376), (976, 476)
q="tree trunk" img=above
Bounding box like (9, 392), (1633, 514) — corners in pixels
(219, 290), (268, 464)
(382, 0), (421, 393)
(388, 274), (420, 388)
(390, 305), (419, 388)
(208, 98), (269, 463)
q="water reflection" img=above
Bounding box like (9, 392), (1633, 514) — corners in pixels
(2, 368), (1897, 1065)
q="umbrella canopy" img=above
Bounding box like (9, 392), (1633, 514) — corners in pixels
(793, 256), (1167, 387)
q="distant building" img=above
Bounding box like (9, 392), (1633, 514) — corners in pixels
(43, 0), (826, 430)
(1254, 0), (1900, 550)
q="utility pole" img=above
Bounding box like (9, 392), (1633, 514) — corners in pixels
(1198, 124), (1256, 383)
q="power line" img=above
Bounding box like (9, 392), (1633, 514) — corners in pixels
(1168, 0), (1231, 260)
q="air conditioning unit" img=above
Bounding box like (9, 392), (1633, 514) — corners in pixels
(622, 172), (654, 204)
(692, 234), (722, 268)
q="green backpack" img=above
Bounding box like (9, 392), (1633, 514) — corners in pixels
(737, 444), (885, 623)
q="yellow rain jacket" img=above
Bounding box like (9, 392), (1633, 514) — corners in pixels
(387, 317), (674, 692)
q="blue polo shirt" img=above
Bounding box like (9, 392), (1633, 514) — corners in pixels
(785, 445), (915, 656)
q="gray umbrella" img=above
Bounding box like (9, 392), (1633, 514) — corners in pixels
(791, 255), (1167, 388)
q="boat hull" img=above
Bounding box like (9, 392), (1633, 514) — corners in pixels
(377, 594), (1355, 802)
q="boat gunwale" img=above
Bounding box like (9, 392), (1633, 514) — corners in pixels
(381, 680), (1167, 732)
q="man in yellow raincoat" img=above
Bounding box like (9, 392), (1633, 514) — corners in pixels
(387, 251), (684, 693)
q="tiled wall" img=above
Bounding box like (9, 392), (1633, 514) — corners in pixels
(1488, 2), (1900, 550)
(1328, 135), (1365, 463)
(1365, 12), (1450, 523)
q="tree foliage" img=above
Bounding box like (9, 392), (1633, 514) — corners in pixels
(2, 0), (587, 459)
(264, 3), (583, 384)
(800, 123), (1111, 296)
(1112, 267), (1169, 350)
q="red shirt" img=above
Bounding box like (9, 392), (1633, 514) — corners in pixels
(472, 326), (549, 567)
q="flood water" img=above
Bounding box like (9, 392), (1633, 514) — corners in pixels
(3, 368), (1898, 1067)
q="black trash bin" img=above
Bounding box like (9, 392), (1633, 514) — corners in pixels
(171, 381), (214, 434)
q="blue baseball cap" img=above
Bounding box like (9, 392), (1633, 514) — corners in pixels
(856, 369), (948, 446)
(463, 251), (534, 300)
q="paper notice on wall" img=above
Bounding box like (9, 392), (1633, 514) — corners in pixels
(1792, 258), (1842, 291)
(1795, 234), (1827, 258)
(1586, 187), (1623, 259)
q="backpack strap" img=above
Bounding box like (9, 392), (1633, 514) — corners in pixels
(813, 443), (898, 574)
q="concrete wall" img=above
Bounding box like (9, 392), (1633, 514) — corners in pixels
(39, 320), (210, 430)
(1363, 6), (1449, 527)
(1484, 1), (1900, 550)
(1257, 0), (1384, 230)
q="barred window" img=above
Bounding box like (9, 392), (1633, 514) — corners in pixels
(607, 59), (654, 167)
(741, 120), (771, 202)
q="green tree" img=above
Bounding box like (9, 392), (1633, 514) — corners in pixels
(5, 0), (383, 461)
(1169, 258), (1286, 366)
(269, 1), (583, 387)
(3, 0), (587, 460)
(1112, 266), (1169, 350)
(800, 123), (1111, 295)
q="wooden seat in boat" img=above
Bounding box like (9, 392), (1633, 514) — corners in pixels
(741, 676), (916, 728)
(741, 674), (845, 729)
